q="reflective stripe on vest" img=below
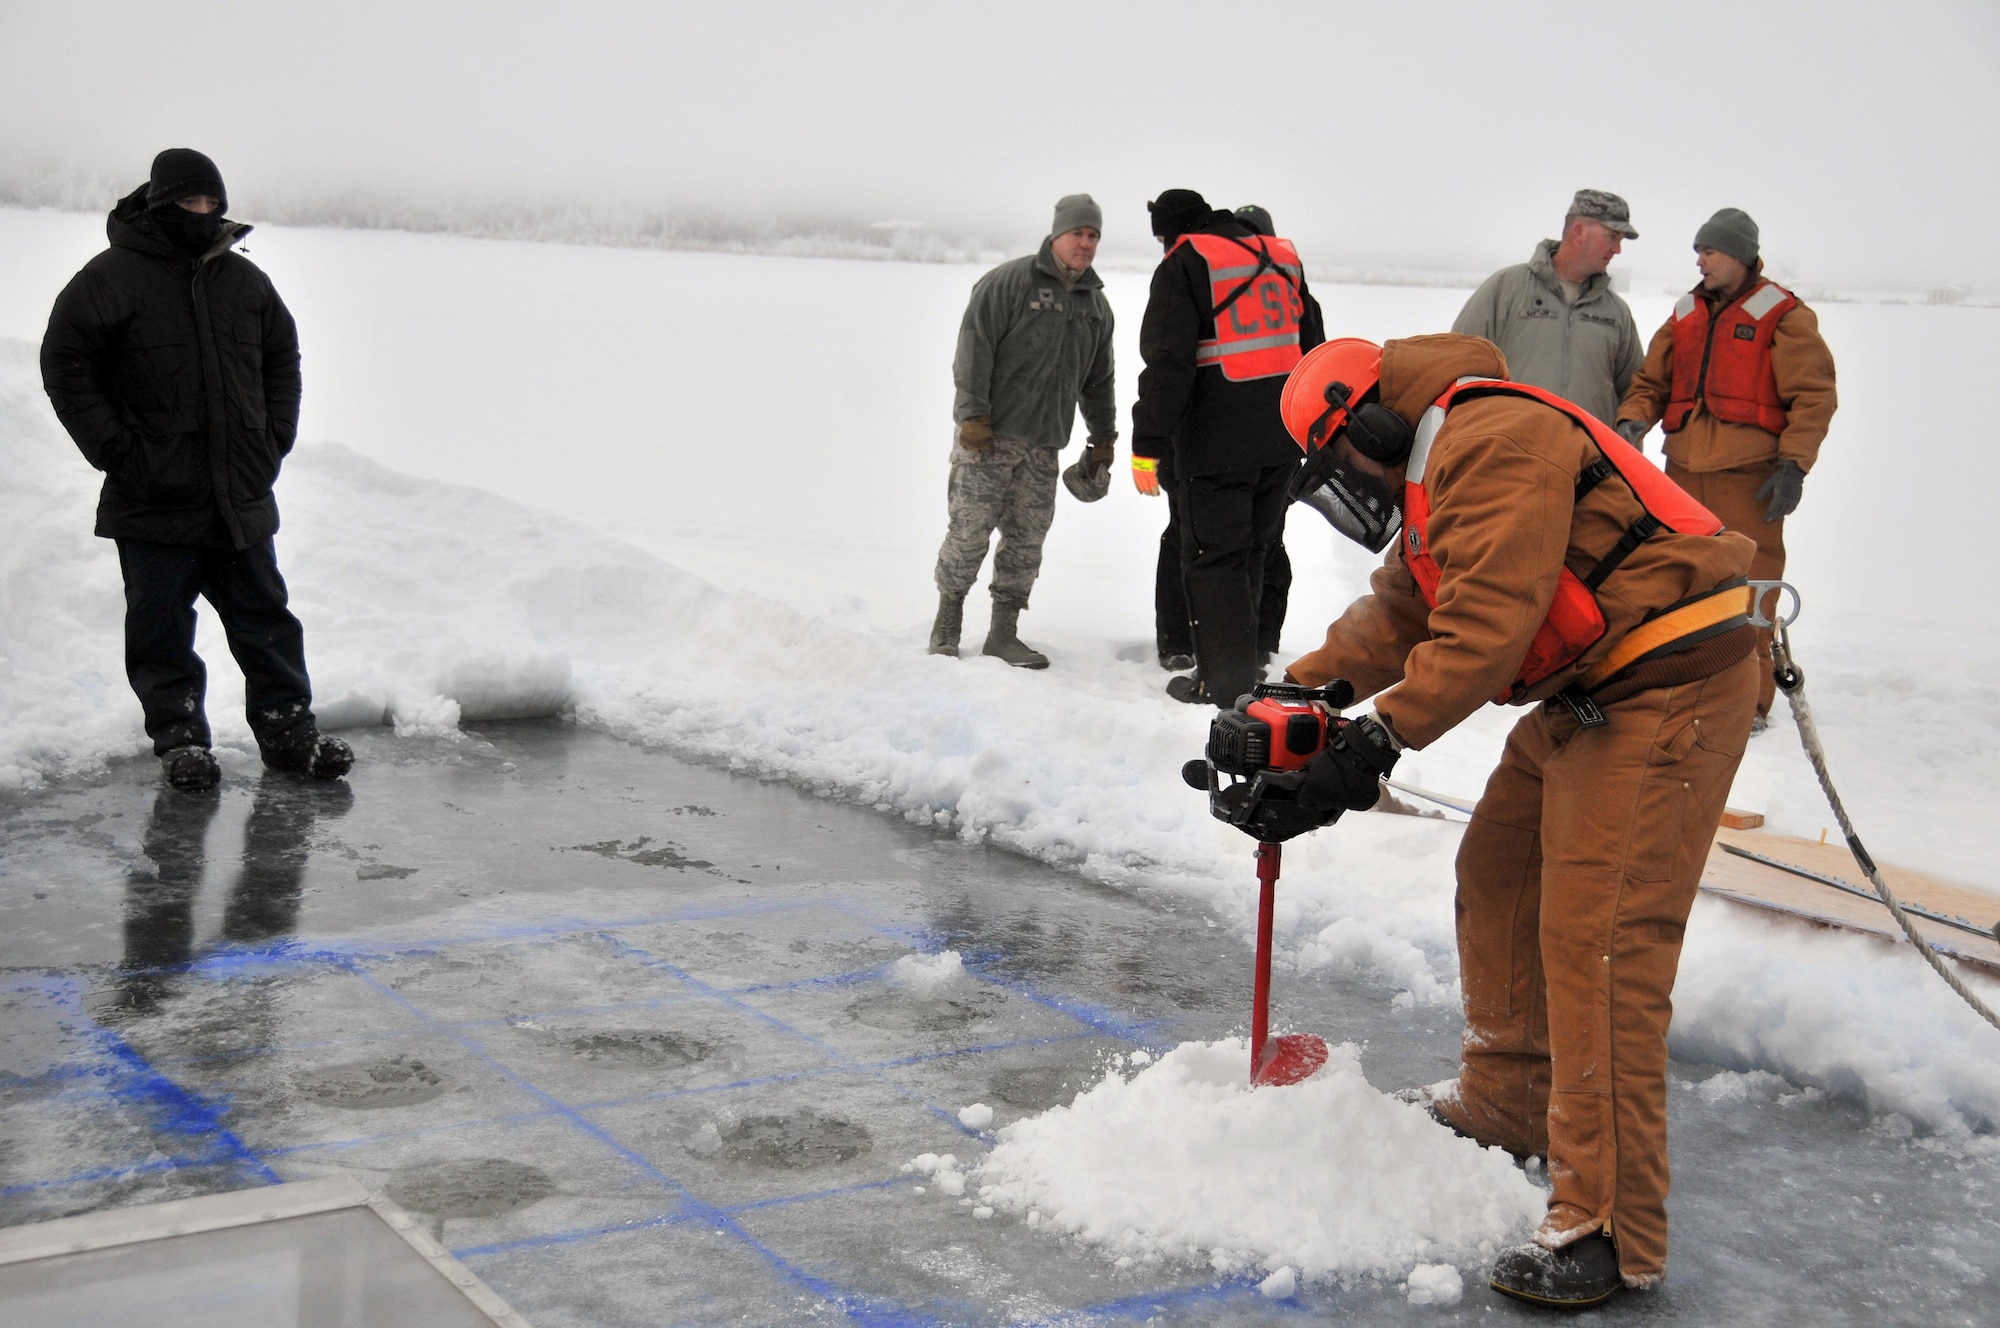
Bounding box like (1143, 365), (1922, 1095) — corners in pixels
(1402, 378), (1732, 703)
(1664, 277), (1799, 435)
(1168, 232), (1307, 381)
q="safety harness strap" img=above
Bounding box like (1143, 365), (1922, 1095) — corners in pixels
(1578, 583), (1754, 689)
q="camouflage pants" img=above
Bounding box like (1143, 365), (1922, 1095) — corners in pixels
(933, 439), (1062, 609)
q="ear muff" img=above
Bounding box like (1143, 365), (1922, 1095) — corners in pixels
(1344, 401), (1414, 467)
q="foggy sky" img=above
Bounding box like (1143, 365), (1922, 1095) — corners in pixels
(3, 0), (1996, 291)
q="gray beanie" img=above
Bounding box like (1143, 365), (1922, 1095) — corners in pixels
(1693, 208), (1759, 267)
(1050, 193), (1102, 238)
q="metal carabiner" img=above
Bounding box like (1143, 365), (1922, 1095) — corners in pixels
(1745, 580), (1801, 630)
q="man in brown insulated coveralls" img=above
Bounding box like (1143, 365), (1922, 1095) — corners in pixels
(1278, 334), (1761, 1306)
(1616, 208), (1836, 728)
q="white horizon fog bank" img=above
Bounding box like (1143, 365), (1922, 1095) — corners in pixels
(2, 0), (1997, 295)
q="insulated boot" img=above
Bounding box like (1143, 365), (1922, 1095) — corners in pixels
(981, 604), (1048, 669)
(1159, 652), (1195, 672)
(1488, 1231), (1623, 1309)
(161, 745), (221, 792)
(928, 594), (965, 657)
(261, 728), (355, 780)
(1165, 674), (1214, 706)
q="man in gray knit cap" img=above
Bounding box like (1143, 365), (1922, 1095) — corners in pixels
(1453, 189), (1646, 426)
(1617, 208), (1837, 729)
(929, 194), (1117, 667)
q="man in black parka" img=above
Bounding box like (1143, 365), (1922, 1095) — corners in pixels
(42, 149), (352, 791)
(1132, 189), (1323, 705)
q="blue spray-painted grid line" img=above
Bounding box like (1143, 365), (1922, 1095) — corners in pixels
(33, 978), (280, 1188)
(338, 956), (956, 1328)
(3, 894), (1210, 1326)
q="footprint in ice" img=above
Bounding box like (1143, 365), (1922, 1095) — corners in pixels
(713, 1109), (872, 1169)
(384, 1157), (554, 1217)
(563, 1028), (716, 1069)
(293, 1055), (448, 1109)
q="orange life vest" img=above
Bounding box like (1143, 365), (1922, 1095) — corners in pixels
(1401, 379), (1728, 703)
(1664, 278), (1799, 435)
(1168, 232), (1306, 381)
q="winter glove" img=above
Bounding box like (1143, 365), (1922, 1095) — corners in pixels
(1215, 770), (1338, 843)
(1132, 455), (1161, 497)
(1298, 713), (1401, 816)
(1615, 419), (1649, 450)
(957, 416), (994, 453)
(1756, 458), (1805, 521)
(1083, 435), (1116, 477)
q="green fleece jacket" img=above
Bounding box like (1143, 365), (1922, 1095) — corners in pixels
(952, 238), (1116, 447)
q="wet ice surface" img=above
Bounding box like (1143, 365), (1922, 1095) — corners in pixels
(0, 722), (1994, 1326)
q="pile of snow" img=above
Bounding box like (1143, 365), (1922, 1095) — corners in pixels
(3, 211), (1999, 1146)
(931, 1041), (1542, 1288)
(887, 949), (968, 997)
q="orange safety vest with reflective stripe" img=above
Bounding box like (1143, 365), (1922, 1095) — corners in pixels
(1402, 378), (1743, 702)
(1167, 233), (1307, 381)
(1665, 278), (1799, 435)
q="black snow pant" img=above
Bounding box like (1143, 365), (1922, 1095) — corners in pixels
(1172, 462), (1294, 703)
(116, 537), (317, 756)
(1154, 453), (1291, 661)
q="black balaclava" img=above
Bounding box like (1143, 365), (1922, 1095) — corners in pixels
(147, 148), (228, 256)
(153, 204), (225, 256)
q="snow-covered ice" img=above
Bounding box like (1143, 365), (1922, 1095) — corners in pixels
(3, 206), (1999, 1289)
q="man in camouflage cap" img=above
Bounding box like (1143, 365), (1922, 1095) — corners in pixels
(1452, 189), (1645, 427)
(929, 194), (1117, 668)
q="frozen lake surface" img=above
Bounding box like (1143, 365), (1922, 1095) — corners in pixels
(2, 722), (1994, 1325)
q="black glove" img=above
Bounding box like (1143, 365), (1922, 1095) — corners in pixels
(1615, 419), (1649, 450)
(1299, 714), (1401, 816)
(1216, 770), (1338, 843)
(1083, 435), (1116, 477)
(1756, 458), (1805, 521)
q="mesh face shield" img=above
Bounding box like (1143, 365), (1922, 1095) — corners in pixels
(1296, 462), (1403, 553)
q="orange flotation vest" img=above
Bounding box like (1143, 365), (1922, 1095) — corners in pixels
(1168, 232), (1306, 381)
(1664, 278), (1799, 435)
(1401, 379), (1738, 703)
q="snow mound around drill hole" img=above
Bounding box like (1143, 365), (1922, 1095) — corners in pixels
(968, 1039), (1543, 1286)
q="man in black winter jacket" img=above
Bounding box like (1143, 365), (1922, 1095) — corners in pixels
(1132, 189), (1323, 705)
(41, 149), (353, 791)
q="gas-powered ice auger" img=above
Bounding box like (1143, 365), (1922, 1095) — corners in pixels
(1181, 679), (1355, 1086)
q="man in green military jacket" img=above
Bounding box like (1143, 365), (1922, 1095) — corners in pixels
(929, 194), (1117, 668)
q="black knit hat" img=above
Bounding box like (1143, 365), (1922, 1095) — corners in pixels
(147, 148), (227, 213)
(1148, 189), (1210, 240)
(1233, 204), (1275, 237)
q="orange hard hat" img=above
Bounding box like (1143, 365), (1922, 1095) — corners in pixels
(1280, 337), (1384, 453)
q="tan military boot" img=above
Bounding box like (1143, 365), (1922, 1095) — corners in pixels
(928, 593), (965, 657)
(981, 603), (1048, 669)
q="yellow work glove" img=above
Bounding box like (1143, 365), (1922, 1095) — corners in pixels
(1131, 455), (1161, 497)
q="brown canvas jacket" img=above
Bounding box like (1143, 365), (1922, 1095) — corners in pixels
(1617, 265), (1837, 473)
(1288, 334), (1756, 748)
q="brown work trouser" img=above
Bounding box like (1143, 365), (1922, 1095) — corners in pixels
(1443, 654), (1757, 1286)
(1667, 462), (1786, 716)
